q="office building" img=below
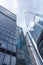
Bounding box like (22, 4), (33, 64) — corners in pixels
(16, 26), (26, 65)
(29, 20), (43, 59)
(23, 36), (34, 65)
(0, 6), (16, 65)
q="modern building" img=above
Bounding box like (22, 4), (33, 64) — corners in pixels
(29, 21), (43, 59)
(23, 36), (34, 65)
(16, 26), (26, 65)
(24, 12), (43, 65)
(0, 6), (17, 65)
(25, 20), (43, 65)
(16, 26), (34, 65)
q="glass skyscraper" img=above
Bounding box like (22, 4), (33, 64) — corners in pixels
(16, 26), (26, 65)
(0, 6), (16, 65)
(25, 12), (43, 65)
(29, 21), (43, 59)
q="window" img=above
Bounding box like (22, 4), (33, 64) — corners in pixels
(11, 56), (16, 65)
(38, 21), (43, 26)
(0, 52), (4, 65)
(12, 45), (16, 52)
(13, 40), (16, 45)
(0, 40), (7, 49)
(7, 43), (12, 51)
(3, 54), (10, 65)
(34, 24), (42, 35)
(9, 38), (12, 44)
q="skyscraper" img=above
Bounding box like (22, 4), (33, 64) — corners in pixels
(0, 6), (16, 65)
(28, 20), (43, 59)
(16, 26), (26, 65)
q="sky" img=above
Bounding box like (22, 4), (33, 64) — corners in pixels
(0, 0), (43, 34)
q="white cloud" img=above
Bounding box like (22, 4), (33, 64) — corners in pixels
(0, 0), (19, 14)
(0, 0), (43, 35)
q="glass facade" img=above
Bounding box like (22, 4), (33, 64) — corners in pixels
(17, 26), (24, 49)
(38, 21), (43, 26)
(30, 24), (43, 43)
(23, 44), (33, 65)
(25, 12), (43, 62)
(29, 21), (43, 59)
(16, 26), (26, 65)
(0, 6), (16, 65)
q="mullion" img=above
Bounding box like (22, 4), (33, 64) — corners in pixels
(0, 27), (12, 35)
(0, 14), (6, 19)
(0, 24), (16, 33)
(1, 28), (10, 65)
(2, 41), (8, 65)
(2, 29), (9, 65)
(0, 19), (16, 31)
(34, 30), (39, 37)
(37, 23), (43, 29)
(10, 30), (13, 65)
(3, 21), (16, 32)
(0, 17), (7, 25)
(0, 18), (5, 24)
(0, 25), (15, 34)
(0, 38), (16, 46)
(0, 26), (16, 36)
(10, 29), (16, 65)
(10, 44), (13, 65)
(0, 32), (16, 41)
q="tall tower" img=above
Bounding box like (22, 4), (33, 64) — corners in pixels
(25, 12), (43, 65)
(16, 26), (26, 65)
(0, 6), (16, 65)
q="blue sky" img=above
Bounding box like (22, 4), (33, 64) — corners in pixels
(0, 0), (43, 34)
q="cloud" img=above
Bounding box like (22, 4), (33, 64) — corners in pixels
(0, 0), (43, 34)
(0, 0), (19, 14)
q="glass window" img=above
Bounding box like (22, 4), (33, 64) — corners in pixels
(11, 56), (16, 65)
(0, 52), (4, 65)
(9, 38), (12, 44)
(1, 41), (7, 49)
(0, 33), (5, 40)
(13, 40), (16, 45)
(7, 43), (12, 51)
(3, 54), (10, 65)
(38, 21), (43, 26)
(5, 36), (8, 40)
(12, 45), (16, 52)
(30, 30), (40, 43)
(33, 24), (42, 35)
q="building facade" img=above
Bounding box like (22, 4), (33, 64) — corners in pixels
(16, 26), (26, 65)
(29, 21), (43, 59)
(23, 36), (34, 65)
(25, 20), (43, 65)
(16, 26), (35, 65)
(0, 6), (16, 65)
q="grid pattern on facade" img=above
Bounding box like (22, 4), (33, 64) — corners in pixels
(29, 21), (43, 59)
(0, 9), (16, 65)
(16, 26), (26, 65)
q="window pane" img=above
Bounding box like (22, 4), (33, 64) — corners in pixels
(11, 56), (16, 65)
(4, 54), (10, 65)
(12, 45), (16, 52)
(7, 43), (12, 51)
(0, 52), (4, 65)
